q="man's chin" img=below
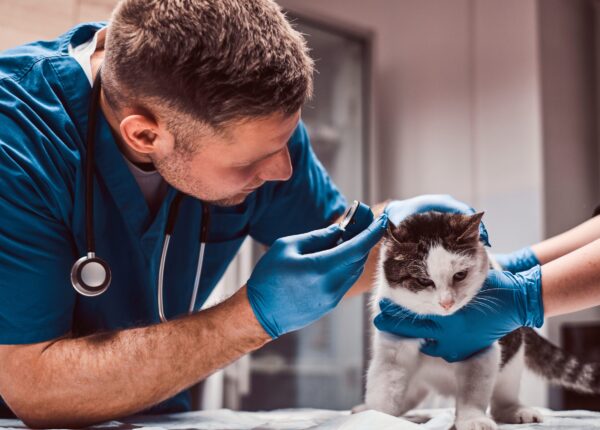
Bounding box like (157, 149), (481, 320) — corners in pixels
(209, 193), (249, 207)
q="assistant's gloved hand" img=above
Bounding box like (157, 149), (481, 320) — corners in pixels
(374, 266), (544, 362)
(384, 194), (490, 246)
(493, 247), (540, 273)
(247, 213), (388, 339)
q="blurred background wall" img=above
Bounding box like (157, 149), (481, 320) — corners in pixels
(2, 0), (600, 411)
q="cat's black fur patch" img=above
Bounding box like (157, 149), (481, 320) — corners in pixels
(387, 211), (483, 256)
(383, 212), (482, 292)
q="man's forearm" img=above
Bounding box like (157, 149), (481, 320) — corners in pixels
(532, 214), (600, 264)
(542, 238), (600, 317)
(0, 286), (270, 428)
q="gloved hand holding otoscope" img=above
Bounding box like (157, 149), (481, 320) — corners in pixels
(246, 200), (383, 339)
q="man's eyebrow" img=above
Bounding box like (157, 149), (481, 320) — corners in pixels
(240, 144), (287, 166)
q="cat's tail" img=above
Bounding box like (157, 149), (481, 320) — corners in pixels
(523, 327), (600, 394)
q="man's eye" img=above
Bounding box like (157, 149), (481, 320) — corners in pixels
(453, 270), (468, 282)
(415, 277), (434, 288)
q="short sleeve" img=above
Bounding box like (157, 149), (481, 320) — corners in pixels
(250, 121), (347, 245)
(0, 137), (76, 344)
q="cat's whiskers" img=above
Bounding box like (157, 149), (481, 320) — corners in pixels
(462, 303), (489, 316)
(471, 295), (501, 308)
(470, 296), (497, 308)
(388, 308), (414, 321)
(473, 290), (503, 302)
(478, 287), (509, 294)
(463, 298), (495, 315)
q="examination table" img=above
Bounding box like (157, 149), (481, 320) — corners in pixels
(0, 408), (599, 429)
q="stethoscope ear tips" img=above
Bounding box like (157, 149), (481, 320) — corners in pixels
(71, 253), (111, 297)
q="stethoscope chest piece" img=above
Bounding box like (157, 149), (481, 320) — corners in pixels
(71, 67), (112, 298)
(71, 253), (112, 297)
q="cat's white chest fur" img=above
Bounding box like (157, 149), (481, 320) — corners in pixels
(367, 302), (502, 421)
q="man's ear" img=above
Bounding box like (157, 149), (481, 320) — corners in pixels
(119, 114), (160, 155)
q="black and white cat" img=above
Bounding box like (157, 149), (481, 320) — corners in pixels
(361, 211), (600, 430)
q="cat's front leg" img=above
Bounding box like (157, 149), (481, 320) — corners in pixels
(364, 335), (421, 417)
(454, 344), (501, 430)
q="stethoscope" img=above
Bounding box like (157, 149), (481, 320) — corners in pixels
(70, 67), (210, 322)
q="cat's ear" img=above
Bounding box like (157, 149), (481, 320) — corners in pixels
(385, 222), (418, 251)
(385, 221), (405, 244)
(456, 212), (484, 244)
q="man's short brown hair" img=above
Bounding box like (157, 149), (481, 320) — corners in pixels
(103, 0), (313, 128)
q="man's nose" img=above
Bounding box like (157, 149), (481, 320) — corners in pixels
(258, 148), (292, 182)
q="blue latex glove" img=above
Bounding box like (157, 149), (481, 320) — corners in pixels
(374, 266), (544, 362)
(384, 194), (490, 246)
(247, 213), (388, 339)
(493, 247), (540, 273)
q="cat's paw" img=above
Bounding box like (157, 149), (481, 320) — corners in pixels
(455, 416), (498, 430)
(364, 387), (410, 417)
(492, 405), (543, 424)
(363, 399), (405, 417)
(351, 403), (368, 414)
(403, 413), (432, 424)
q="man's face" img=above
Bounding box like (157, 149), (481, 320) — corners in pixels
(153, 111), (300, 206)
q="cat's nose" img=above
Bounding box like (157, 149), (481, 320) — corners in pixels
(439, 299), (455, 310)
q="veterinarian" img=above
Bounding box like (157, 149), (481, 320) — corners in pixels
(377, 208), (600, 362)
(0, 0), (482, 427)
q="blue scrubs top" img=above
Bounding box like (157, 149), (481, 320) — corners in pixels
(0, 23), (346, 416)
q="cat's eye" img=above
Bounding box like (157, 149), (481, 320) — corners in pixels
(453, 270), (468, 282)
(415, 277), (434, 288)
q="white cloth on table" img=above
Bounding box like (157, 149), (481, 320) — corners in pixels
(0, 408), (599, 429)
